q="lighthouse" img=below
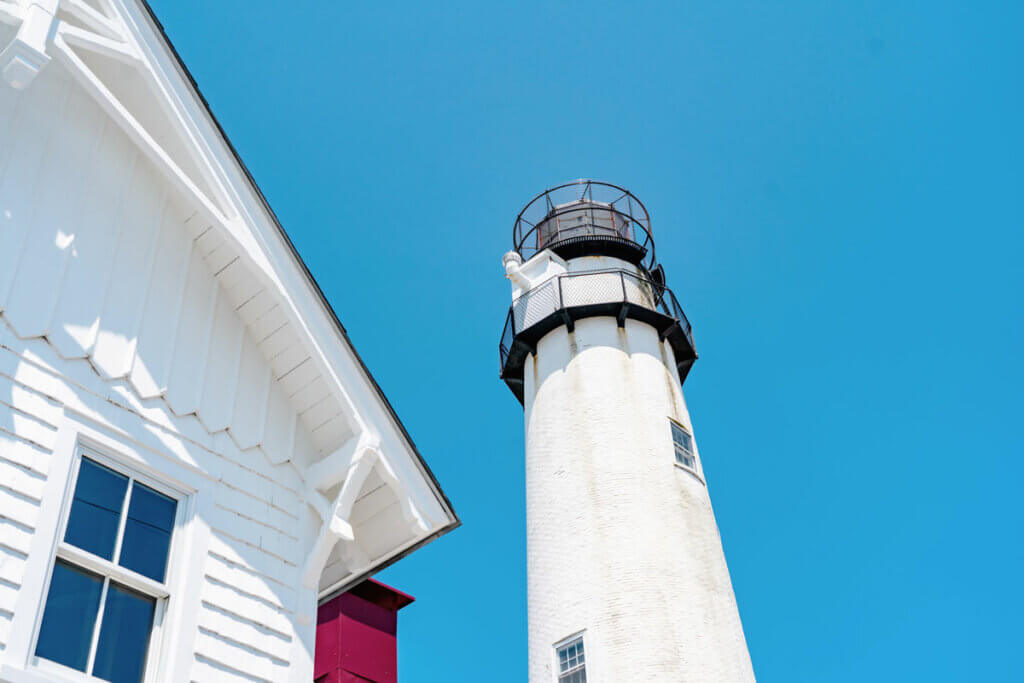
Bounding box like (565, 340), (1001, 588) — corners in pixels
(499, 181), (755, 682)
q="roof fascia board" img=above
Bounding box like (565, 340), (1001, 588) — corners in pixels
(112, 0), (457, 527)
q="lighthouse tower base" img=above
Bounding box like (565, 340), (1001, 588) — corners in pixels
(523, 317), (754, 683)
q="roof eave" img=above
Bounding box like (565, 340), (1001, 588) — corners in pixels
(135, 0), (459, 539)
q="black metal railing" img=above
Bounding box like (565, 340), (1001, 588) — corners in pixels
(512, 180), (656, 271)
(499, 268), (694, 373)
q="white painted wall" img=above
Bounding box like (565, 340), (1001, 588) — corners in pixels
(0, 56), (329, 473)
(517, 263), (755, 681)
(2, 0), (457, 608)
(0, 9), (456, 678)
(0, 321), (317, 682)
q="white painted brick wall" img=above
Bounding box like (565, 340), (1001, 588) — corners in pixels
(522, 315), (755, 682)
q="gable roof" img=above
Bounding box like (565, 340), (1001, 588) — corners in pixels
(145, 1), (461, 594)
(135, 0), (459, 558)
(0, 0), (458, 597)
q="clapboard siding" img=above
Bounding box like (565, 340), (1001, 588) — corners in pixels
(0, 525), (29, 640)
(0, 542), (27, 584)
(0, 328), (315, 675)
(0, 406), (57, 453)
(191, 653), (268, 683)
(213, 479), (299, 535)
(0, 516), (32, 563)
(0, 607), (11, 651)
(0, 458), (46, 502)
(0, 429), (50, 477)
(0, 367), (55, 652)
(208, 524), (296, 582)
(197, 600), (292, 664)
(0, 5), (456, 676)
(0, 487), (40, 536)
(206, 536), (296, 610)
(194, 627), (289, 682)
(214, 502), (298, 546)
(0, 63), (358, 471)
(208, 503), (298, 567)
(201, 580), (293, 643)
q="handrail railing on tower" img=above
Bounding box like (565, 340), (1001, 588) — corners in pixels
(512, 180), (657, 272)
(499, 269), (694, 373)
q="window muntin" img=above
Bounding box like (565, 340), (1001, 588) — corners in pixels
(64, 459), (128, 561)
(34, 560), (104, 671)
(670, 420), (697, 470)
(556, 636), (586, 683)
(36, 455), (178, 683)
(92, 583), (157, 683)
(118, 483), (177, 582)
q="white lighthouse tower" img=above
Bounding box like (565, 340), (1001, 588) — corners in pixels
(499, 181), (755, 682)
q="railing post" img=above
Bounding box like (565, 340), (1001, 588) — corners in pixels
(617, 272), (630, 328)
(558, 275), (574, 332)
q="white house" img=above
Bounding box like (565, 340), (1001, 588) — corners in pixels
(0, 1), (458, 681)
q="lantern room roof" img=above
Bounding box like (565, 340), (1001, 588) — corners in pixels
(513, 180), (658, 272)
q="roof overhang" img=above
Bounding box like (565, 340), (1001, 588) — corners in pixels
(0, 0), (458, 597)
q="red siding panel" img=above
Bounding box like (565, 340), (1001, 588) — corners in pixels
(315, 580), (414, 683)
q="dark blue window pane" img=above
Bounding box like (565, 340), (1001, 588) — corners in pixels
(671, 422), (693, 453)
(92, 582), (155, 683)
(35, 560), (104, 671)
(65, 458), (128, 560)
(118, 482), (176, 582)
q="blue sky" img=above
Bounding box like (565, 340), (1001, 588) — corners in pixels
(148, 1), (1022, 680)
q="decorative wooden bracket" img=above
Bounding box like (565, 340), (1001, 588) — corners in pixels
(301, 429), (431, 590)
(302, 449), (376, 590)
(0, 0), (56, 89)
(0, 0), (136, 89)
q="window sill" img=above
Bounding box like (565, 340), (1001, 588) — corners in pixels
(2, 657), (120, 683)
(673, 462), (705, 485)
(1, 663), (80, 683)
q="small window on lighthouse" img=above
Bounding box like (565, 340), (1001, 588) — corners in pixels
(555, 635), (587, 683)
(670, 420), (697, 470)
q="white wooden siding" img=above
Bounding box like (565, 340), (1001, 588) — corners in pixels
(0, 324), (313, 679)
(0, 1), (457, 674)
(0, 362), (54, 657)
(0, 59), (408, 670)
(0, 63), (354, 472)
(0, 342), (415, 679)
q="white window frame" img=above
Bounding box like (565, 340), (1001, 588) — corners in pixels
(553, 632), (588, 683)
(669, 418), (703, 480)
(31, 446), (186, 683)
(0, 413), (209, 683)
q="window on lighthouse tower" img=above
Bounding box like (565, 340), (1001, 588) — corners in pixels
(555, 635), (587, 682)
(670, 419), (697, 470)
